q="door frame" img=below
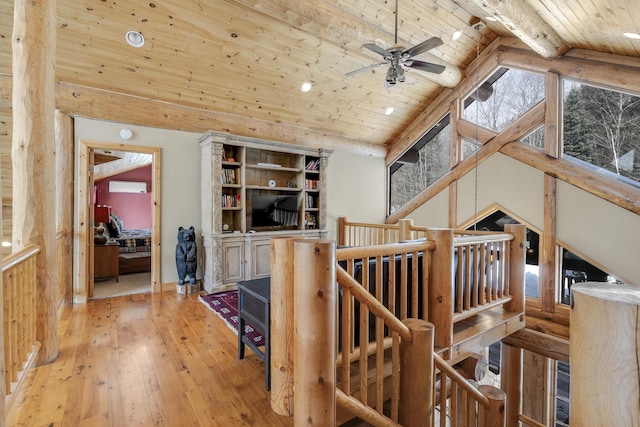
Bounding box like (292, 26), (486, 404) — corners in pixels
(75, 139), (162, 303)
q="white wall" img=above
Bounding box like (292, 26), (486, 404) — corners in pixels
(74, 120), (388, 289)
(75, 118), (203, 286)
(409, 152), (639, 284)
(326, 150), (387, 240)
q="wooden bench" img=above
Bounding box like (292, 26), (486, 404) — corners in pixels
(118, 252), (151, 275)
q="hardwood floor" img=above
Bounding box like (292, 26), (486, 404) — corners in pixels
(6, 290), (294, 427)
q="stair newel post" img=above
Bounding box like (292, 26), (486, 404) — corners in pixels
(399, 319), (434, 427)
(425, 228), (454, 358)
(270, 237), (297, 417)
(337, 217), (347, 246)
(479, 385), (507, 427)
(398, 218), (414, 241)
(293, 239), (336, 427)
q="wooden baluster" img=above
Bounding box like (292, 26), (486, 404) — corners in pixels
(293, 239), (336, 427)
(375, 255), (384, 413)
(3, 271), (12, 394)
(11, 268), (19, 383)
(472, 244), (479, 308)
(411, 250), (419, 317)
(480, 242), (487, 306)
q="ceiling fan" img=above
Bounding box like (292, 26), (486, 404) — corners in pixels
(345, 0), (446, 87)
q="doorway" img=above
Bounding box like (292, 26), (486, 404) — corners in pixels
(76, 140), (162, 303)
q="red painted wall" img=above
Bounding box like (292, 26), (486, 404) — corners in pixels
(96, 165), (152, 229)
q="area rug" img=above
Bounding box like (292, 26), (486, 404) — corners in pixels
(198, 290), (265, 347)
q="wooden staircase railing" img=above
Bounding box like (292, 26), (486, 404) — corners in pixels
(433, 353), (506, 426)
(2, 244), (41, 410)
(277, 236), (507, 426)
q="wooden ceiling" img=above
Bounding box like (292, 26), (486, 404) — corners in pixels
(1, 0), (639, 156)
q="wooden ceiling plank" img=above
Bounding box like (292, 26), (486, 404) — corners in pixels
(459, 0), (570, 58)
(52, 81), (388, 157)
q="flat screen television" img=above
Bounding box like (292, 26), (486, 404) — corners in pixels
(251, 195), (299, 228)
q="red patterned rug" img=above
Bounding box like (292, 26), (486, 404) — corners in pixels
(198, 290), (265, 347)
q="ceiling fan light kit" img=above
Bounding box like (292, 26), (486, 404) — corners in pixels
(345, 0), (446, 87)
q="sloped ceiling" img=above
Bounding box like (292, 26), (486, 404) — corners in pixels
(0, 0), (638, 177)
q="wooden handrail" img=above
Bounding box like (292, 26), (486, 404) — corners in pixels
(434, 353), (490, 407)
(337, 389), (401, 427)
(337, 266), (412, 342)
(453, 233), (514, 246)
(2, 244), (40, 271)
(336, 240), (435, 261)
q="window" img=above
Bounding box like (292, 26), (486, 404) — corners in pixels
(388, 115), (451, 214)
(520, 125), (545, 150)
(554, 361), (571, 426)
(563, 80), (640, 187)
(463, 67), (545, 133)
(559, 247), (619, 305)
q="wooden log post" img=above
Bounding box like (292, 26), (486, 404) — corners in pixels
(504, 224), (526, 314)
(398, 218), (413, 241)
(293, 239), (336, 427)
(270, 237), (297, 417)
(55, 110), (74, 306)
(425, 228), (454, 358)
(12, 0), (58, 364)
(0, 116), (4, 424)
(399, 319), (434, 427)
(500, 342), (521, 427)
(479, 384), (507, 427)
(571, 282), (640, 426)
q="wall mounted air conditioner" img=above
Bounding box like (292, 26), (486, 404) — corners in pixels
(109, 180), (147, 193)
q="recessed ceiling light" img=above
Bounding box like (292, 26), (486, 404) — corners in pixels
(2, 241), (11, 248)
(125, 31), (145, 48)
(623, 32), (640, 39)
(300, 82), (313, 92)
(484, 16), (498, 22)
(452, 30), (462, 41)
(385, 107), (394, 115)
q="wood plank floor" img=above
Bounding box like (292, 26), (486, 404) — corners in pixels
(6, 290), (294, 427)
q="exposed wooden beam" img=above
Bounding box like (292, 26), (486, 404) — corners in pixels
(229, 0), (463, 87)
(386, 101), (545, 223)
(501, 142), (640, 215)
(458, 0), (570, 58)
(0, 74), (387, 158)
(503, 328), (569, 362)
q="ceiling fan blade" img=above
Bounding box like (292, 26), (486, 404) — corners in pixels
(363, 43), (390, 58)
(406, 60), (446, 74)
(345, 62), (387, 77)
(402, 36), (443, 58)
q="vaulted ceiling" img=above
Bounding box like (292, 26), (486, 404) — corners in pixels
(1, 0), (639, 158)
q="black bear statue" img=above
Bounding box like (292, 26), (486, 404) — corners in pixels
(175, 226), (197, 285)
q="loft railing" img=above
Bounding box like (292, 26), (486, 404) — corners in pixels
(336, 217), (526, 364)
(2, 243), (41, 409)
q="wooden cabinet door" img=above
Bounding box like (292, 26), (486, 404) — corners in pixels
(251, 239), (272, 279)
(222, 240), (245, 283)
